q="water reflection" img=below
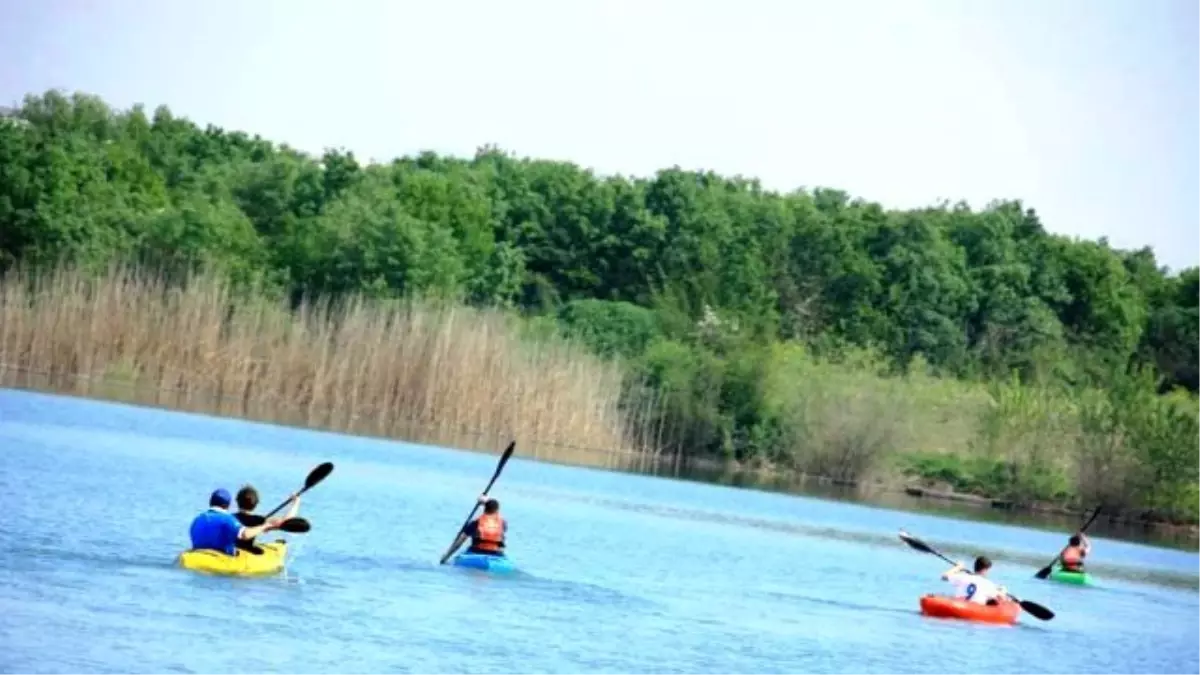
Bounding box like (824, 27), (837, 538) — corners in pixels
(505, 471), (1198, 591)
(614, 461), (1199, 552)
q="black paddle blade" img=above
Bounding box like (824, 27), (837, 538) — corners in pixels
(1034, 565), (1053, 580)
(263, 462), (334, 518)
(277, 517), (311, 533)
(1018, 598), (1054, 620)
(899, 531), (936, 556)
(482, 441), (516, 494)
(495, 441), (516, 475)
(306, 462), (335, 489)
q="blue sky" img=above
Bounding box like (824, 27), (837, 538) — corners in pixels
(3, 0), (1196, 271)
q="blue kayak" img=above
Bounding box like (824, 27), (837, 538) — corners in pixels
(451, 552), (515, 573)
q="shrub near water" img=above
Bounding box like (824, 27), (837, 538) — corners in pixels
(0, 265), (653, 467)
(968, 376), (1076, 506)
(893, 373), (1200, 522)
(1073, 373), (1200, 522)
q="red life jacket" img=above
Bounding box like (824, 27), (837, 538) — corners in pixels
(472, 513), (505, 553)
(1061, 546), (1084, 570)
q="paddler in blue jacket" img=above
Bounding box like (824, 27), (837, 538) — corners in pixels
(188, 488), (281, 555)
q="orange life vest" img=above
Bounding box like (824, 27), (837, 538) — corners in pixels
(472, 513), (505, 553)
(1061, 546), (1084, 570)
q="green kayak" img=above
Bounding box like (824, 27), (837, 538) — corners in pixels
(1048, 568), (1094, 585)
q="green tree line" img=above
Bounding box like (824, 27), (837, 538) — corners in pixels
(2, 90), (1196, 522)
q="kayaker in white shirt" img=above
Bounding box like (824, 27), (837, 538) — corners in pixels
(942, 555), (1009, 605)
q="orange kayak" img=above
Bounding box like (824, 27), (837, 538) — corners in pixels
(919, 594), (1020, 625)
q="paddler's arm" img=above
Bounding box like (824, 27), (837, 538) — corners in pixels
(282, 493), (301, 520)
(237, 522), (276, 541)
(265, 499), (301, 528)
(941, 562), (965, 580)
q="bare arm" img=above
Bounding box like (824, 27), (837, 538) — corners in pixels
(283, 494), (301, 521)
(238, 522), (274, 541)
(263, 496), (301, 529)
(941, 562), (965, 581)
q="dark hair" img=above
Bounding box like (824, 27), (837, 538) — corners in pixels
(236, 485), (259, 511)
(1068, 535), (1081, 546)
(210, 492), (230, 508)
(973, 556), (992, 573)
(484, 498), (500, 514)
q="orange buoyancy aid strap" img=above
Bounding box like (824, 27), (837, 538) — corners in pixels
(473, 513), (506, 551)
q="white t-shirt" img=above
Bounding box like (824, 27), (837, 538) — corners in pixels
(946, 570), (1003, 604)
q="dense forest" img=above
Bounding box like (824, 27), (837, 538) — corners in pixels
(1, 90), (1196, 523)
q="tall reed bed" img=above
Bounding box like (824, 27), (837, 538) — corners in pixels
(3, 265), (1192, 523)
(0, 264), (657, 468)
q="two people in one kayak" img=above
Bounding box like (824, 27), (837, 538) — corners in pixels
(188, 485), (300, 556)
(440, 495), (507, 564)
(233, 484), (300, 554)
(942, 555), (1009, 606)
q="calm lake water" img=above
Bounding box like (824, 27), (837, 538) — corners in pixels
(1, 388), (1197, 674)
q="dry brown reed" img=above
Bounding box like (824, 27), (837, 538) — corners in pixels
(0, 264), (662, 469)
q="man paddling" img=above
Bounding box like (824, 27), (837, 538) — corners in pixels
(1056, 532), (1091, 572)
(440, 495), (508, 563)
(188, 488), (282, 556)
(942, 555), (1009, 606)
(233, 484), (300, 555)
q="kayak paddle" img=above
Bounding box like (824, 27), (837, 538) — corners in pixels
(898, 530), (1055, 621)
(264, 461), (334, 519)
(276, 517), (312, 533)
(438, 440), (516, 565)
(1034, 505), (1102, 580)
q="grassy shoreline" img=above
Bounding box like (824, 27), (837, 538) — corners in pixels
(1, 264), (1195, 540)
(4, 370), (1197, 549)
(648, 454), (1200, 546)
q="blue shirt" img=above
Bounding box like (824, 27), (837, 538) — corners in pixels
(189, 508), (244, 555)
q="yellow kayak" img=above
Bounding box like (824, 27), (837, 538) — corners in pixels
(177, 541), (288, 576)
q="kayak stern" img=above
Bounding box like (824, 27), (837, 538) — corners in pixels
(919, 594), (1020, 625)
(451, 552), (516, 574)
(1047, 568), (1094, 586)
(177, 540), (288, 577)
